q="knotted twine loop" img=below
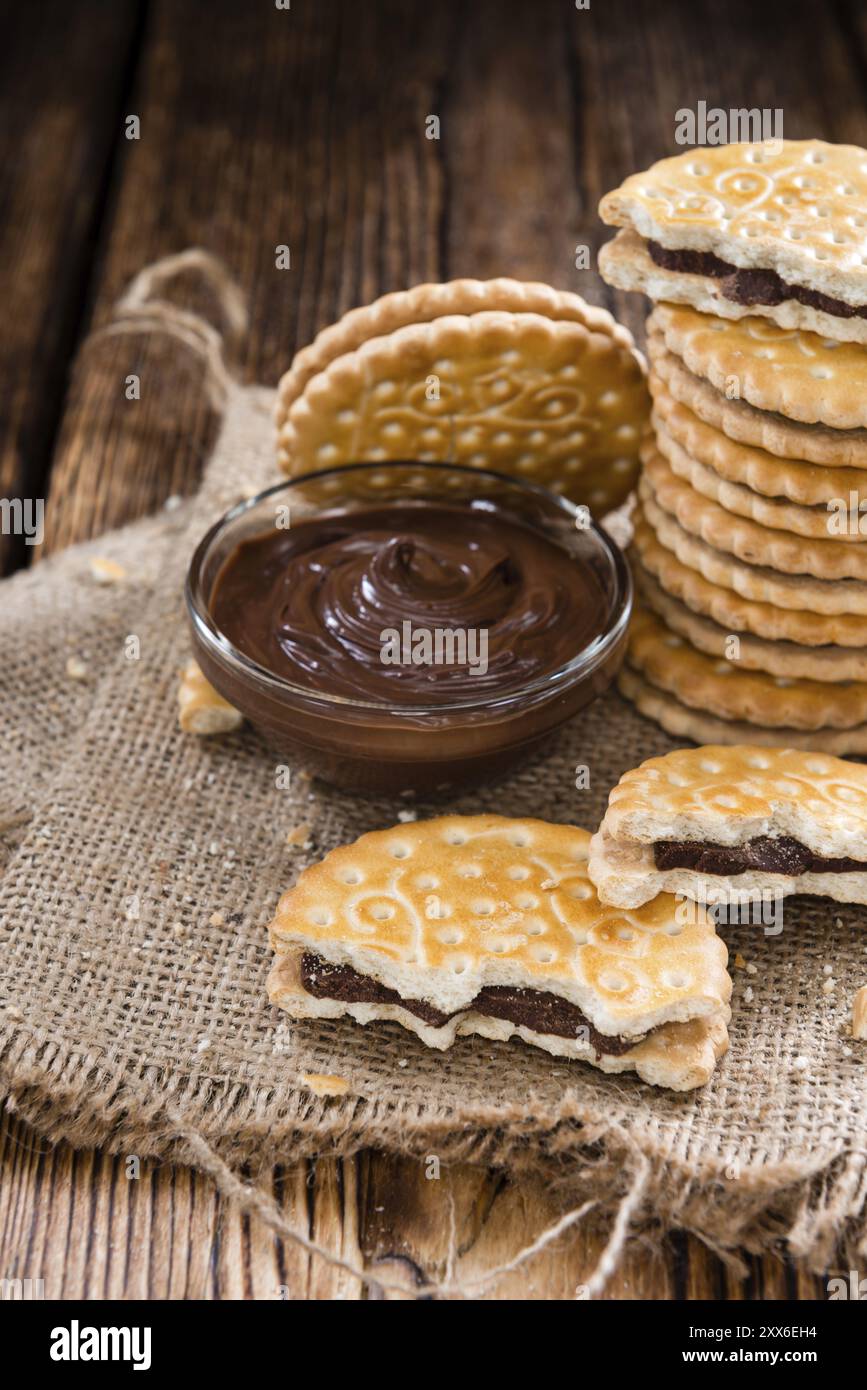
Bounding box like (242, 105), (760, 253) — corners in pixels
(86, 248), (248, 411)
(174, 1109), (648, 1298)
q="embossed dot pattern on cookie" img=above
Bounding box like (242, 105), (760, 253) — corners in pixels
(607, 744), (867, 835)
(269, 815), (727, 1028)
(277, 312), (650, 512)
(600, 140), (867, 291)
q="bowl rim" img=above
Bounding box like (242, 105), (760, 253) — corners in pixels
(184, 460), (633, 716)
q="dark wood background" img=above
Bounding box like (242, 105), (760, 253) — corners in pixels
(2, 0), (861, 1298)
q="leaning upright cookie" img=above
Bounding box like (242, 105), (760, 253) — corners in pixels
(276, 280), (650, 514)
(599, 140), (867, 345)
(268, 815), (731, 1091)
(589, 746), (867, 909)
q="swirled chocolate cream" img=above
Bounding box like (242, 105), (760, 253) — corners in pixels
(210, 504), (606, 701)
(196, 496), (629, 794)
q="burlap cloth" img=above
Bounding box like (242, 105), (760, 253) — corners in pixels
(1, 255), (865, 1294)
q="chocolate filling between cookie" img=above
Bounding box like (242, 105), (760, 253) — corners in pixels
(647, 240), (867, 320)
(300, 951), (648, 1057)
(654, 834), (867, 876)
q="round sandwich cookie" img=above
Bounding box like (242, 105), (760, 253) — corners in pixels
(627, 604), (867, 731)
(648, 303), (867, 430)
(266, 814), (731, 1091)
(634, 559), (867, 683)
(618, 664), (867, 755)
(647, 333), (867, 468)
(630, 507), (867, 647)
(276, 309), (650, 512)
(599, 140), (867, 346)
(589, 744), (867, 911)
(652, 416), (867, 541)
(639, 480), (867, 615)
(650, 378), (867, 511)
(642, 445), (867, 579)
(276, 278), (637, 425)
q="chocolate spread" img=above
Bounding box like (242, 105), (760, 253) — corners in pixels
(209, 504), (609, 703)
(648, 240), (867, 320)
(300, 951), (645, 1056)
(654, 835), (867, 876)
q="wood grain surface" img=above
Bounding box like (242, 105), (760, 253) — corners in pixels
(1, 0), (858, 1299)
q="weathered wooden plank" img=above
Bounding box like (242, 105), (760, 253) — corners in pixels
(0, 1116), (828, 1298)
(0, 0), (141, 573)
(42, 0), (451, 554)
(442, 0), (583, 286)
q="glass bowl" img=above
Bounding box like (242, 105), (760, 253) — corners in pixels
(185, 461), (632, 796)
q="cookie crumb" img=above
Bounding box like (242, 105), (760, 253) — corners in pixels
(178, 660), (243, 735)
(89, 556), (127, 585)
(208, 911), (225, 927)
(285, 822), (313, 848)
(66, 655), (89, 681)
(301, 1072), (349, 1097)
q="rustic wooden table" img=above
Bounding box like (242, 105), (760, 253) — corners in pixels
(2, 0), (860, 1299)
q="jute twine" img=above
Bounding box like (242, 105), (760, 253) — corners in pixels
(1, 253), (866, 1295)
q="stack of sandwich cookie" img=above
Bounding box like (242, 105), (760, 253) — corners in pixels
(268, 815), (731, 1091)
(274, 278), (650, 515)
(599, 140), (867, 747)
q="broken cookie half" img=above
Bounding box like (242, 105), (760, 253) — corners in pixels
(589, 746), (867, 910)
(267, 815), (731, 1091)
(599, 139), (867, 345)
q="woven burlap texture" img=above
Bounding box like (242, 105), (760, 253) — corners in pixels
(2, 376), (867, 1285)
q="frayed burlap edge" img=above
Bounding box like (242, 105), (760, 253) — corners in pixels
(3, 1018), (865, 1288)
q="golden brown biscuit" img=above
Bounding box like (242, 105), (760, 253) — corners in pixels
(267, 815), (731, 1090)
(648, 302), (867, 429)
(630, 507), (867, 647)
(618, 663), (867, 755)
(599, 141), (867, 345)
(652, 416), (866, 541)
(276, 279), (634, 425)
(643, 445), (867, 576)
(277, 311), (649, 512)
(647, 333), (867, 469)
(634, 559), (867, 683)
(627, 605), (867, 730)
(639, 477), (867, 614)
(589, 745), (867, 910)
